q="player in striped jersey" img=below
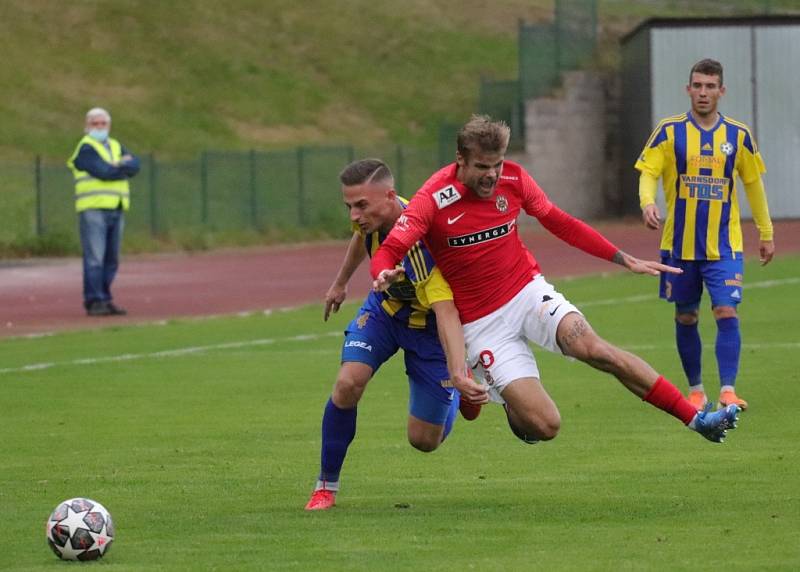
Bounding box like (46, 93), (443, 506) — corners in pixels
(305, 159), (476, 511)
(636, 58), (775, 412)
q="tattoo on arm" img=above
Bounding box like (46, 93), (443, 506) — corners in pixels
(559, 316), (589, 349)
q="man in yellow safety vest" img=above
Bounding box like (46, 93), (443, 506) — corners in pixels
(67, 107), (140, 316)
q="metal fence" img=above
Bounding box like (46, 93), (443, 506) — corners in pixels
(1, 145), (442, 246)
(474, 0), (598, 149)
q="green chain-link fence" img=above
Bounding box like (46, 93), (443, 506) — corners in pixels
(1, 145), (442, 248)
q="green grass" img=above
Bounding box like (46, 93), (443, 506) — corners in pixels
(2, 256), (800, 570)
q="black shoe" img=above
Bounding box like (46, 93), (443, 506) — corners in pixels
(86, 301), (112, 316)
(106, 302), (127, 316)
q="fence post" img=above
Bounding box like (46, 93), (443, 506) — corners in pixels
(35, 155), (44, 236)
(249, 149), (259, 230)
(200, 151), (209, 226)
(297, 146), (306, 226)
(148, 153), (159, 236)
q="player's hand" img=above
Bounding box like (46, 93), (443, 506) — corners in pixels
(642, 204), (661, 230)
(619, 252), (682, 276)
(451, 371), (489, 405)
(759, 239), (775, 266)
(372, 268), (405, 292)
(323, 283), (347, 321)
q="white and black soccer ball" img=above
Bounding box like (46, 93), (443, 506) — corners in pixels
(45, 497), (114, 561)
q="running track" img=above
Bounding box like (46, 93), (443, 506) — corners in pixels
(1, 220), (797, 338)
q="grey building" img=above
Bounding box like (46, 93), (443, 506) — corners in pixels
(620, 16), (800, 219)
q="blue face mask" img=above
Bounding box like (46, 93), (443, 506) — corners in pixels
(88, 129), (109, 142)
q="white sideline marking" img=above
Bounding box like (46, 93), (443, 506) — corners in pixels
(2, 276), (797, 376)
(0, 331), (340, 375)
(578, 277), (800, 307)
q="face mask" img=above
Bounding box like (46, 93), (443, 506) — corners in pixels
(88, 129), (109, 142)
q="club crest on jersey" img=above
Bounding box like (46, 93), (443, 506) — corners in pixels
(720, 141), (734, 156)
(495, 195), (508, 212)
(433, 185), (462, 209)
(356, 312), (370, 329)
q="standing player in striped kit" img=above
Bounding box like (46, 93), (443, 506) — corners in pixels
(636, 59), (775, 411)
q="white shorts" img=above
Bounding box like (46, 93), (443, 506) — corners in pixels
(464, 275), (580, 402)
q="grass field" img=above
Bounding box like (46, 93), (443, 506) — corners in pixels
(2, 256), (799, 570)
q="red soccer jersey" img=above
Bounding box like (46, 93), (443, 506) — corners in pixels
(371, 160), (619, 323)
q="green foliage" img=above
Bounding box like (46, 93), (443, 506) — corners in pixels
(2, 257), (799, 570)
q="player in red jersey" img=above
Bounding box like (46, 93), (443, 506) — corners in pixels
(371, 115), (740, 444)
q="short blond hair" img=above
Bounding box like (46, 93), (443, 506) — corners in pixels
(457, 114), (511, 159)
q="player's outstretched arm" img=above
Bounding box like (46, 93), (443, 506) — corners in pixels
(612, 251), (682, 277)
(372, 268), (405, 292)
(431, 300), (489, 405)
(324, 232), (367, 321)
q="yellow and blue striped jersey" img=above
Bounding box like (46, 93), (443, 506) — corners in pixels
(356, 197), (453, 329)
(635, 112), (767, 260)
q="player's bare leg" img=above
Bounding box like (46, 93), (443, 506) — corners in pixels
(555, 312), (740, 442)
(556, 312), (658, 397)
(407, 416), (446, 452)
(500, 377), (561, 442)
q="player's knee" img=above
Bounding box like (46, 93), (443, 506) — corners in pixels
(712, 305), (737, 320)
(675, 311), (699, 325)
(408, 435), (440, 453)
(515, 409), (560, 441)
(332, 375), (368, 408)
(407, 427), (442, 452)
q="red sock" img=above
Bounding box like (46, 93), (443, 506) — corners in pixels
(642, 376), (697, 425)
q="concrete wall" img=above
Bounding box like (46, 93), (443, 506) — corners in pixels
(509, 71), (622, 223)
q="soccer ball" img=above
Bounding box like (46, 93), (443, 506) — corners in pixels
(45, 498), (114, 561)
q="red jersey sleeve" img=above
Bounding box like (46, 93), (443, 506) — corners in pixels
(370, 191), (435, 278)
(537, 204), (619, 261)
(520, 168), (554, 218)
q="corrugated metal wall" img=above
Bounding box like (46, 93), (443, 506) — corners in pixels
(755, 26), (800, 218)
(623, 19), (800, 219)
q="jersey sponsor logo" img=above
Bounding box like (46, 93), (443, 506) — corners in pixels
(499, 175), (519, 181)
(433, 185), (461, 209)
(689, 154), (725, 168)
(679, 174), (730, 202)
(720, 141), (734, 156)
(447, 220), (515, 247)
(344, 340), (373, 352)
(495, 195), (508, 213)
(447, 212), (466, 224)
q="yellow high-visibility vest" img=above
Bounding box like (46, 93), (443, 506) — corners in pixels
(66, 135), (131, 212)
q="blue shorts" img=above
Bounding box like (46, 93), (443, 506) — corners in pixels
(341, 293), (455, 425)
(659, 256), (744, 308)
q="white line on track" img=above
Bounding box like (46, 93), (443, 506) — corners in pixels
(3, 277), (797, 376)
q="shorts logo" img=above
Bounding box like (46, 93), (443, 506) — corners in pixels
(447, 220), (515, 247)
(478, 350), (495, 368)
(344, 340), (373, 352)
(731, 289), (741, 300)
(495, 195), (508, 212)
(433, 185), (462, 209)
(356, 312), (370, 329)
